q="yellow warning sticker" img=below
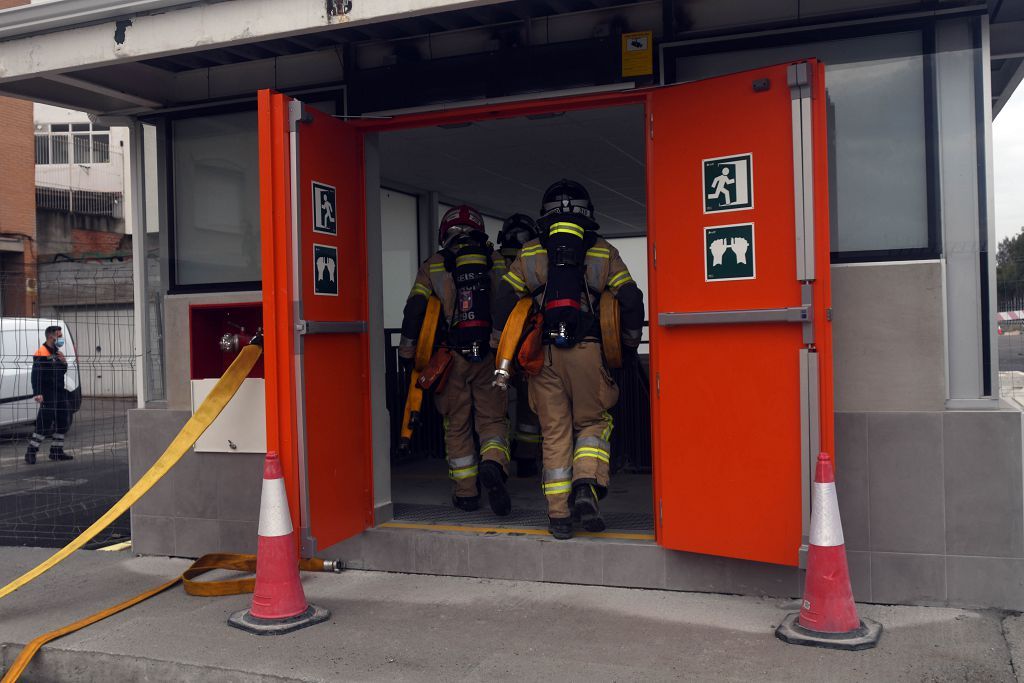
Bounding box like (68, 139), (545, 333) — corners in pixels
(622, 31), (653, 77)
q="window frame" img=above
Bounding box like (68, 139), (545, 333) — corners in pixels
(659, 15), (967, 263)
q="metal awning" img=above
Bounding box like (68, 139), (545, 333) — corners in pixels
(0, 0), (1021, 116)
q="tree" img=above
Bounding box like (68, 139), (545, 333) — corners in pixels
(998, 227), (1024, 309)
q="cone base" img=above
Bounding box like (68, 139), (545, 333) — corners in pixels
(775, 613), (882, 651)
(228, 604), (330, 636)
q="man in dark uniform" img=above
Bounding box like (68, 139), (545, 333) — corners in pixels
(25, 325), (74, 464)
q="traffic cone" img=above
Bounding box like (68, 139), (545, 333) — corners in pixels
(775, 452), (882, 650)
(228, 451), (330, 635)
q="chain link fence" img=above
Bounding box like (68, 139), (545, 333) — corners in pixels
(0, 261), (135, 548)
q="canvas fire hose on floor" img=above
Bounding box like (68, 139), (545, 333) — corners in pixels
(0, 337), (340, 683)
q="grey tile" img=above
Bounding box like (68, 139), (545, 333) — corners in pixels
(867, 413), (945, 554)
(218, 520), (258, 555)
(466, 535), (543, 582)
(321, 532), (366, 567)
(412, 531), (469, 576)
(173, 451), (218, 519)
(602, 542), (665, 589)
(947, 556), (1024, 611)
(213, 452), (264, 522)
(128, 410), (189, 517)
(664, 550), (731, 593)
(835, 412), (869, 551)
(173, 517), (220, 558)
(541, 538), (603, 585)
(360, 528), (415, 572)
(871, 552), (945, 605)
(944, 411), (1024, 558)
(725, 557), (799, 598)
(846, 550), (871, 603)
(131, 514), (175, 556)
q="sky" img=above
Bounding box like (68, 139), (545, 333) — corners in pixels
(995, 85), (1024, 245)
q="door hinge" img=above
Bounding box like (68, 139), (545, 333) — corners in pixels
(656, 372), (660, 397)
(649, 113), (654, 140)
(826, 307), (833, 321)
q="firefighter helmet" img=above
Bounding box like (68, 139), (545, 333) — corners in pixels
(539, 179), (595, 224)
(498, 213), (539, 252)
(438, 204), (486, 249)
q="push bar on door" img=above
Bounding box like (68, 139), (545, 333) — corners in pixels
(298, 320), (367, 334)
(658, 306), (810, 326)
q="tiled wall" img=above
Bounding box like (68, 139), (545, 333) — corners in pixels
(129, 405), (1024, 609)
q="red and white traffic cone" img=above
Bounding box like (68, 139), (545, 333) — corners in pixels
(228, 451), (330, 635)
(776, 452), (882, 650)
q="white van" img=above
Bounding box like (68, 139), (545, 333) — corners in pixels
(0, 318), (82, 429)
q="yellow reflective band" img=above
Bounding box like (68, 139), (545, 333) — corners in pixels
(502, 272), (527, 293)
(573, 447), (610, 464)
(515, 432), (543, 443)
(521, 246), (546, 257)
(456, 254), (489, 267)
(549, 222), (584, 239)
(609, 271), (633, 288)
(587, 248), (611, 259)
(601, 412), (614, 441)
(542, 481), (572, 495)
(481, 441), (511, 461)
(493, 262), (507, 271)
(429, 263), (447, 272)
(411, 283), (432, 298)
(449, 465), (479, 480)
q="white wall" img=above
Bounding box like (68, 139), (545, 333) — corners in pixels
(381, 188), (419, 328)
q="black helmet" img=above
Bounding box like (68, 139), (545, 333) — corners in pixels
(498, 214), (539, 252)
(538, 179), (597, 231)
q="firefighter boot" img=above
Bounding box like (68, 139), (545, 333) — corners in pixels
(451, 494), (480, 512)
(548, 516), (573, 540)
(572, 483), (605, 533)
(478, 460), (512, 516)
(49, 446), (73, 461)
(24, 445), (38, 465)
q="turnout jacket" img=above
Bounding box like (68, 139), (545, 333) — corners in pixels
(493, 235), (645, 348)
(31, 344), (68, 400)
(398, 249), (506, 359)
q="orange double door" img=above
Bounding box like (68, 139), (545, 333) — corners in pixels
(258, 60), (833, 566)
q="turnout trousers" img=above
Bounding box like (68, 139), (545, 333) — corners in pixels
(435, 352), (510, 498)
(528, 342), (619, 518)
(511, 375), (543, 469)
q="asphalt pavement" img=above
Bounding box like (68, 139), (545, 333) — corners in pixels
(0, 546), (1020, 682)
(1000, 333), (1024, 372)
(0, 398), (131, 548)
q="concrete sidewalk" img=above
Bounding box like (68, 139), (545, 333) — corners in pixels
(0, 546), (1022, 682)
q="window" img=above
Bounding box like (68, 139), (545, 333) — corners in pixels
(171, 110), (261, 288)
(670, 31), (932, 257)
(34, 123), (116, 165)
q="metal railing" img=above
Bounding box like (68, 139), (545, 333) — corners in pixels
(384, 328), (652, 473)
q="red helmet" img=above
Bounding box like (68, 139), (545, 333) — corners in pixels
(438, 204), (486, 248)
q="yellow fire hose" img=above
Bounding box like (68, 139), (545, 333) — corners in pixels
(399, 296), (441, 447)
(0, 340), (339, 682)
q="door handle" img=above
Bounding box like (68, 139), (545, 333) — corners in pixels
(298, 320), (367, 334)
(658, 307), (810, 326)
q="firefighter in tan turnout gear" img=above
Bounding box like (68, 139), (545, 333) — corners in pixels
(497, 214), (543, 478)
(399, 205), (512, 516)
(494, 180), (645, 539)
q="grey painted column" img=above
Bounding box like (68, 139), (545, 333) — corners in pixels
(936, 17), (998, 408)
(128, 121), (148, 410)
(364, 132), (393, 522)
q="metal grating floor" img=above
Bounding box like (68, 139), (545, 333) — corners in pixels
(392, 502), (655, 532)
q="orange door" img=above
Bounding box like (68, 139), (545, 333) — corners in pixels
(648, 61), (833, 566)
(259, 91), (373, 555)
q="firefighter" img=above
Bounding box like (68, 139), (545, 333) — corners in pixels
(399, 205), (512, 516)
(497, 213), (543, 478)
(494, 180), (644, 539)
(25, 325), (74, 464)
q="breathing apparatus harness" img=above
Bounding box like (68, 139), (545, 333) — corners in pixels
(539, 221), (599, 348)
(442, 231), (494, 362)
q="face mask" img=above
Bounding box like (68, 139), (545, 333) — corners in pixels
(55, 339), (65, 348)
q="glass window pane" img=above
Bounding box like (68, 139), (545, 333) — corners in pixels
(91, 123), (110, 131)
(92, 134), (110, 163)
(52, 134), (68, 164)
(71, 123), (90, 132)
(73, 134), (91, 163)
(172, 111), (260, 286)
(35, 135), (50, 164)
(51, 124), (69, 132)
(675, 32), (929, 254)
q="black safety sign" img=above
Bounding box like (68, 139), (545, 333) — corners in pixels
(705, 223), (755, 282)
(313, 244), (339, 295)
(703, 153), (753, 213)
(312, 181), (337, 235)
